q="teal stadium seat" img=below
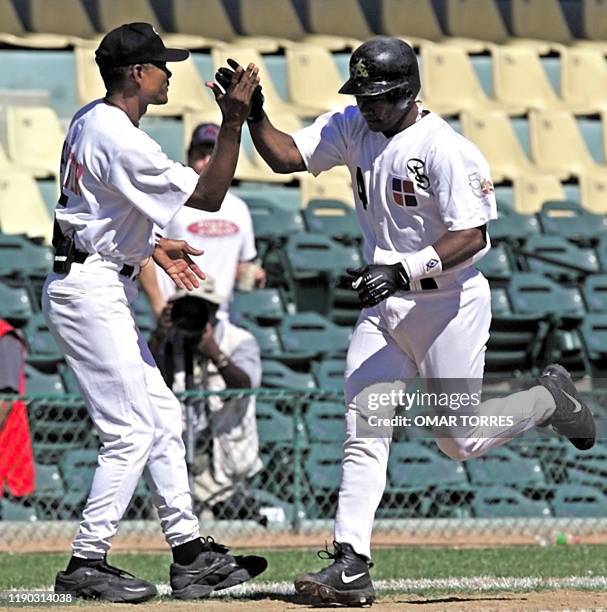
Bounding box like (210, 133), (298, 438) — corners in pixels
(489, 211), (540, 245)
(472, 486), (551, 518)
(0, 280), (32, 324)
(304, 401), (345, 442)
(551, 484), (607, 518)
(304, 443), (342, 491)
(302, 199), (362, 244)
(255, 400), (295, 447)
(0, 498), (37, 521)
(230, 289), (286, 325)
(579, 313), (607, 376)
(235, 319), (282, 359)
(278, 313), (350, 359)
(538, 201), (607, 242)
(243, 197), (305, 241)
(261, 360), (315, 390)
(23, 313), (63, 367)
(312, 359), (346, 392)
(466, 447), (546, 488)
(523, 235), (599, 280)
(0, 234), (52, 278)
(582, 274), (607, 312)
(475, 243), (513, 280)
(507, 273), (585, 317)
(24, 365), (64, 395)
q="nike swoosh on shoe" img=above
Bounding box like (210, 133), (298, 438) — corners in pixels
(562, 390), (583, 413)
(341, 571), (366, 584)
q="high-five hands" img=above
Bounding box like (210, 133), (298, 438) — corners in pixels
(206, 60), (260, 126)
(153, 238), (205, 291)
(215, 58), (265, 122)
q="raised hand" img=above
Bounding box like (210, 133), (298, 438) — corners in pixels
(153, 238), (205, 290)
(206, 61), (260, 127)
(216, 58), (265, 122)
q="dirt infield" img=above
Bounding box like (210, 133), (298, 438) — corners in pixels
(2, 590), (606, 611)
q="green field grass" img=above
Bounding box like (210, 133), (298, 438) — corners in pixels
(1, 546), (606, 592)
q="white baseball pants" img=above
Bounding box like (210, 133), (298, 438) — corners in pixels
(42, 256), (200, 559)
(335, 268), (555, 558)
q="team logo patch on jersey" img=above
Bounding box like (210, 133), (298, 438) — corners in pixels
(406, 158), (430, 190)
(391, 176), (417, 207)
(468, 172), (494, 198)
(187, 219), (239, 237)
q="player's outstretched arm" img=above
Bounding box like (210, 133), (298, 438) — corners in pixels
(185, 63), (260, 212)
(152, 238), (205, 291)
(216, 58), (305, 174)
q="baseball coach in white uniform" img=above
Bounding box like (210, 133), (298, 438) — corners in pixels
(43, 23), (266, 603)
(220, 37), (597, 607)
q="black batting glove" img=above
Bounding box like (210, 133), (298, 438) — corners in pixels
(216, 58), (265, 123)
(347, 263), (410, 308)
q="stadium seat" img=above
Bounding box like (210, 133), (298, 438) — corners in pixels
(304, 442), (342, 490)
(304, 401), (345, 442)
(0, 233), (53, 278)
(0, 0), (70, 48)
(24, 365), (64, 395)
(492, 46), (572, 115)
(23, 313), (63, 367)
(242, 197), (305, 242)
(285, 45), (354, 115)
(58, 448), (97, 510)
(303, 353), (340, 385)
(445, 0), (512, 48)
(466, 447), (546, 488)
(523, 235), (599, 280)
(474, 243), (513, 280)
(561, 48), (607, 115)
(490, 287), (511, 315)
(420, 45), (524, 118)
(512, 174), (567, 215)
(0, 280), (32, 324)
(582, 275), (607, 312)
(302, 199), (362, 244)
(256, 400), (294, 447)
(230, 289), (287, 326)
(529, 110), (605, 179)
(471, 486), (551, 518)
(577, 0), (607, 53)
(580, 171), (607, 215)
(488, 211), (541, 245)
(28, 0), (96, 42)
(306, 0), (371, 50)
(538, 201), (606, 243)
(461, 110), (542, 182)
(261, 359), (315, 390)
(551, 484), (607, 517)
(0, 172), (53, 244)
(299, 173), (354, 209)
(579, 313), (607, 376)
(236, 319), (282, 358)
(507, 272), (585, 317)
(283, 233), (361, 314)
(278, 313), (350, 360)
(388, 442), (469, 489)
(5, 106), (63, 179)
(510, 0), (573, 45)
(0, 498), (37, 521)
(32, 462), (66, 516)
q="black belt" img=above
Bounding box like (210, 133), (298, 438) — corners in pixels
(420, 278), (438, 290)
(73, 251), (137, 279)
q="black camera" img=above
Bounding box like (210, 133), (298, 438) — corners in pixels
(170, 295), (213, 341)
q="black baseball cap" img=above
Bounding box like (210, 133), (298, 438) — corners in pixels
(95, 22), (189, 68)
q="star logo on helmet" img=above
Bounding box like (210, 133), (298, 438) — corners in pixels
(351, 59), (369, 79)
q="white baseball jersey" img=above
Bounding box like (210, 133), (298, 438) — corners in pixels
(292, 105), (497, 271)
(155, 191), (257, 315)
(57, 99), (199, 264)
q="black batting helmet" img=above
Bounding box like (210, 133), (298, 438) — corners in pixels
(339, 36), (421, 99)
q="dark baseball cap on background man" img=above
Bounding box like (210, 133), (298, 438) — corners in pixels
(190, 123), (220, 148)
(95, 22), (189, 67)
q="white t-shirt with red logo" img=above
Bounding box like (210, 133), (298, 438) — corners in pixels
(155, 190), (256, 316)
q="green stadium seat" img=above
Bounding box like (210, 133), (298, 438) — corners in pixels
(256, 400), (294, 447)
(507, 273), (585, 317)
(475, 243), (513, 280)
(579, 313), (607, 376)
(304, 443), (342, 491)
(278, 313), (350, 360)
(261, 360), (315, 390)
(582, 275), (607, 312)
(466, 447), (546, 488)
(312, 359), (346, 392)
(490, 287), (511, 315)
(31, 463), (65, 517)
(302, 199), (362, 244)
(523, 235), (599, 281)
(388, 442), (469, 490)
(230, 289), (286, 326)
(471, 486), (551, 518)
(304, 401), (345, 442)
(236, 320), (282, 359)
(0, 280), (32, 324)
(24, 365), (64, 395)
(552, 484), (607, 518)
(538, 201), (607, 242)
(0, 234), (53, 278)
(244, 197), (304, 240)
(597, 236), (607, 271)
(23, 313), (63, 367)
(489, 212), (541, 245)
(0, 498), (37, 521)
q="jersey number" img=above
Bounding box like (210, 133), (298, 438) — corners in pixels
(356, 167), (368, 210)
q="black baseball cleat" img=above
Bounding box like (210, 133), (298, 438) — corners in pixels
(54, 558), (157, 603)
(170, 536), (267, 600)
(538, 364), (596, 450)
(294, 541), (375, 607)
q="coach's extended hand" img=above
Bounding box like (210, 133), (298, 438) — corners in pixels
(153, 238), (205, 291)
(347, 263), (410, 308)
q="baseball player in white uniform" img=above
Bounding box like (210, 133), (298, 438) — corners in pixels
(43, 23), (266, 602)
(221, 37), (596, 607)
